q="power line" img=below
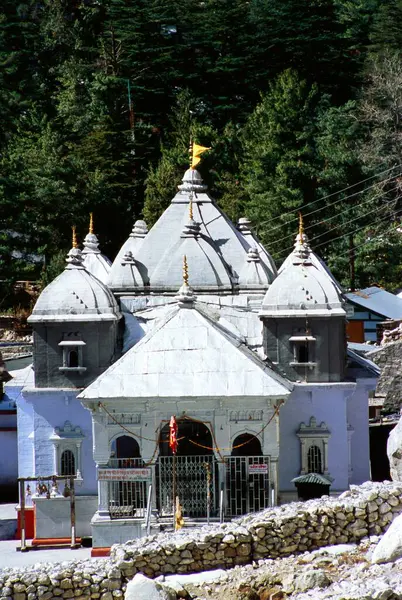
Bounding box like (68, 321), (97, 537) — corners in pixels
(256, 162), (402, 231)
(268, 175), (402, 249)
(274, 182), (401, 258)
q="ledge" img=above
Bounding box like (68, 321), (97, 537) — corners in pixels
(58, 367), (87, 373)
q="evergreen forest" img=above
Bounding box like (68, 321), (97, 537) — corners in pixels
(2, 0), (402, 303)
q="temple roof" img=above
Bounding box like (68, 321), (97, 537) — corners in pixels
(78, 298), (292, 401)
(260, 231), (345, 318)
(107, 169), (276, 294)
(29, 243), (121, 323)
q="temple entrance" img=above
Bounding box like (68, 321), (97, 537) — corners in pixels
(156, 419), (218, 518)
(225, 434), (271, 516)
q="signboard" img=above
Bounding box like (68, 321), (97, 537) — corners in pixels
(249, 463), (269, 475)
(98, 468), (152, 482)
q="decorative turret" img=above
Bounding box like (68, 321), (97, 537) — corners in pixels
(81, 214), (112, 284)
(107, 219), (148, 291)
(238, 246), (273, 291)
(259, 219), (346, 383)
(237, 217), (277, 278)
(278, 214), (342, 292)
(28, 228), (121, 388)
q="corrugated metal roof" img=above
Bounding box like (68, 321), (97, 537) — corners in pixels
(291, 473), (333, 485)
(346, 286), (402, 319)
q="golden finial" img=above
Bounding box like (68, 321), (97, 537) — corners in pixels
(298, 212), (304, 237)
(72, 225), (78, 249)
(89, 212), (94, 234)
(183, 255), (189, 286)
(189, 197), (193, 221)
(189, 139), (193, 170)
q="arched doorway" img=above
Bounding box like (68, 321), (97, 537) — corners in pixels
(109, 435), (146, 518)
(226, 433), (270, 516)
(156, 418), (217, 519)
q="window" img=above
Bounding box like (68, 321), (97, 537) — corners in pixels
(61, 449), (76, 476)
(68, 350), (79, 368)
(50, 421), (84, 482)
(307, 445), (322, 474)
(289, 329), (316, 367)
(58, 335), (86, 373)
(297, 417), (330, 477)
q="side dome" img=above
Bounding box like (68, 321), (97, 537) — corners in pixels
(260, 233), (345, 317)
(81, 216), (112, 284)
(29, 244), (121, 323)
(108, 220), (148, 291)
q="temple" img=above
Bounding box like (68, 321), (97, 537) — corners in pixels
(10, 166), (379, 551)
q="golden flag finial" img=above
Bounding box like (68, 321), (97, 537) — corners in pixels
(89, 212), (94, 234)
(72, 225), (78, 249)
(183, 255), (189, 286)
(189, 196), (193, 221)
(191, 142), (210, 169)
(299, 212), (304, 237)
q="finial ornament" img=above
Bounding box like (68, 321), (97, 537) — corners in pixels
(189, 196), (194, 221)
(72, 226), (78, 249)
(299, 212), (304, 238)
(183, 255), (189, 286)
(89, 212), (94, 234)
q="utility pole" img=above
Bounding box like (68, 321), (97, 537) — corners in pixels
(349, 234), (355, 292)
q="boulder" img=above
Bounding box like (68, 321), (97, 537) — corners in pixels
(124, 574), (176, 600)
(372, 513), (402, 564)
(387, 416), (402, 481)
(292, 570), (330, 592)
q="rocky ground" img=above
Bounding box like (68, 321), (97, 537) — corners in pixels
(160, 538), (402, 599)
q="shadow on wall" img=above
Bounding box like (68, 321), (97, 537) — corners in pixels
(370, 423), (396, 481)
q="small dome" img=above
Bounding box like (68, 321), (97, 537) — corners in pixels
(237, 217), (277, 278)
(82, 231), (112, 284)
(238, 246), (274, 291)
(108, 219), (148, 291)
(278, 230), (342, 293)
(29, 246), (120, 323)
(260, 236), (345, 317)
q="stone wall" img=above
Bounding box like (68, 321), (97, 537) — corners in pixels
(1, 481), (402, 599)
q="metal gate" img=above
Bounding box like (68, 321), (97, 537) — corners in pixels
(225, 455), (271, 517)
(157, 455), (217, 518)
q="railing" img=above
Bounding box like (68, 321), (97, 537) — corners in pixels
(107, 458), (149, 520)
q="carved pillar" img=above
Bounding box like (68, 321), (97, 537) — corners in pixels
(92, 409), (111, 520)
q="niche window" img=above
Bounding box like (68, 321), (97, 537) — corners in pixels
(50, 421), (84, 482)
(289, 329), (316, 367)
(297, 417), (330, 476)
(58, 334), (86, 373)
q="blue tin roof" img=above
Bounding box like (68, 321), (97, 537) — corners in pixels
(346, 286), (402, 319)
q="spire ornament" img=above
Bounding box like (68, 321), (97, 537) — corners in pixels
(299, 212), (304, 238)
(175, 255), (196, 307)
(183, 255), (189, 286)
(72, 226), (78, 249)
(89, 212), (94, 234)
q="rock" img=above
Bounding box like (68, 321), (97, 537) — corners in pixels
(387, 417), (402, 481)
(372, 512), (402, 563)
(124, 574), (175, 600)
(292, 569), (331, 592)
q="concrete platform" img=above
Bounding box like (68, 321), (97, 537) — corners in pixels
(0, 503), (17, 541)
(0, 540), (98, 570)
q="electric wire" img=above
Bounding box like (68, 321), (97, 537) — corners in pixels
(267, 172), (402, 248)
(255, 162), (402, 231)
(274, 182), (401, 259)
(276, 204), (400, 263)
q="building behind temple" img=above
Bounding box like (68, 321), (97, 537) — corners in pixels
(11, 166), (379, 552)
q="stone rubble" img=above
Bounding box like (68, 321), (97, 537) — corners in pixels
(2, 481), (402, 600)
